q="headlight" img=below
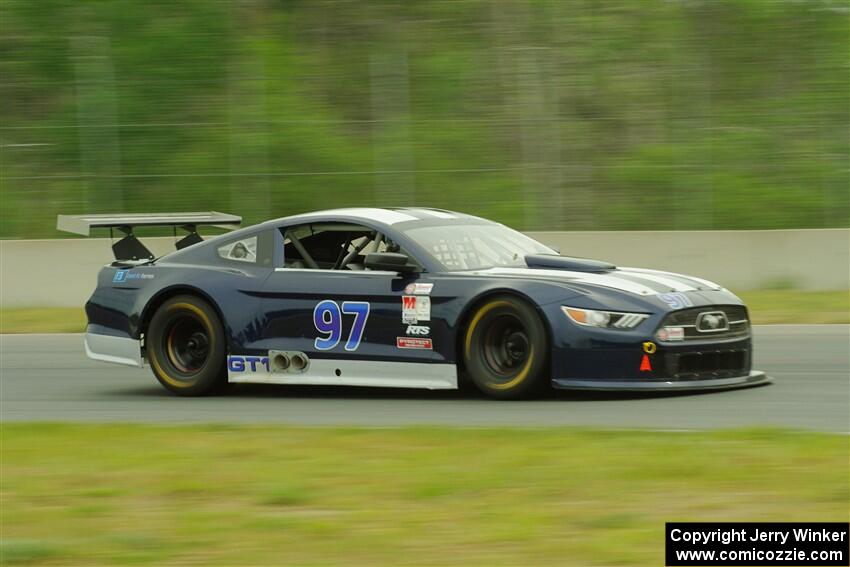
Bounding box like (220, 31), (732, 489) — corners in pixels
(561, 306), (649, 329)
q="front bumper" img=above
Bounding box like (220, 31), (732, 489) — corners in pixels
(553, 370), (771, 391)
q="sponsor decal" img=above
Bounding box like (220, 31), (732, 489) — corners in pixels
(402, 295), (431, 323)
(415, 296), (431, 321)
(228, 355), (270, 372)
(396, 337), (433, 350)
(113, 269), (154, 283)
(657, 326), (685, 341)
(406, 325), (430, 336)
(402, 295), (417, 323)
(404, 282), (434, 295)
(657, 291), (693, 309)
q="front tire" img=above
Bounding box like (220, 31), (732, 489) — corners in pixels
(462, 295), (549, 400)
(147, 295), (227, 396)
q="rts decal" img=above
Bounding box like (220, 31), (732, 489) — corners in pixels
(313, 300), (370, 351)
(406, 325), (430, 335)
(397, 337), (433, 350)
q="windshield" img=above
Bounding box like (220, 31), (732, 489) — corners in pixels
(404, 224), (556, 271)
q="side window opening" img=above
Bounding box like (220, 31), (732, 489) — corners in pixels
(279, 223), (419, 271)
(282, 223), (375, 270)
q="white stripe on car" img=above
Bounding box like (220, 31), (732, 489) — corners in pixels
(453, 267), (659, 296)
(620, 267), (722, 291)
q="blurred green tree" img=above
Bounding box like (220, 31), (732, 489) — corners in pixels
(0, 0), (847, 237)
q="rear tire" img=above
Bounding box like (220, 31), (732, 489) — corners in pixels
(462, 295), (549, 400)
(147, 295), (227, 396)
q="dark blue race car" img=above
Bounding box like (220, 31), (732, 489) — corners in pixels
(58, 208), (771, 399)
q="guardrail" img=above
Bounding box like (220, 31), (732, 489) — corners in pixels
(1, 229), (847, 307)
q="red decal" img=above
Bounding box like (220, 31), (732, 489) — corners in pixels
(402, 296), (417, 310)
(639, 354), (652, 372)
(396, 337), (433, 350)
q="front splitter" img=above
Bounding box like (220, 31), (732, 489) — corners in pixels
(552, 370), (771, 392)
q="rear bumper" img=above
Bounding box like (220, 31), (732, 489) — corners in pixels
(84, 328), (143, 367)
(552, 370), (771, 391)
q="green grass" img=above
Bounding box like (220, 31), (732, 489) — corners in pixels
(0, 308), (86, 334)
(737, 290), (849, 324)
(1, 290), (846, 334)
(1, 425), (847, 566)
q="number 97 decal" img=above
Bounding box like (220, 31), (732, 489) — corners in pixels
(313, 300), (370, 351)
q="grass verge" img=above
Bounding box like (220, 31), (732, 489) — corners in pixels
(0, 308), (86, 334)
(737, 290), (849, 324)
(2, 425), (848, 566)
(1, 290), (846, 334)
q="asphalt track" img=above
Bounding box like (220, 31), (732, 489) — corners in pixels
(1, 326), (848, 432)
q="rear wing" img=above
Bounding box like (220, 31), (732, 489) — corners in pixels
(56, 212), (242, 262)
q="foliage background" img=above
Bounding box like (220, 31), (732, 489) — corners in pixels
(1, 0), (848, 238)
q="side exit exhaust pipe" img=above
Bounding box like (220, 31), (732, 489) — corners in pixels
(290, 352), (309, 372)
(268, 350), (310, 373)
(270, 352), (291, 373)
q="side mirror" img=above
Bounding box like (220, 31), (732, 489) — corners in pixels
(364, 252), (416, 273)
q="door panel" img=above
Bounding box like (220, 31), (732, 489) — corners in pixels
(254, 270), (442, 364)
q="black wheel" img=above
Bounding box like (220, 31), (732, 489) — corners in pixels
(147, 295), (227, 396)
(462, 295), (549, 400)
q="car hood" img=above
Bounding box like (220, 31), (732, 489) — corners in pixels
(453, 265), (725, 297)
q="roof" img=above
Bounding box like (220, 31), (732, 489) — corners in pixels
(265, 207), (482, 227)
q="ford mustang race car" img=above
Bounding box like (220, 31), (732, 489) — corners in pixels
(58, 208), (770, 399)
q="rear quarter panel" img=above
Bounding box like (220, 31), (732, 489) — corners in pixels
(86, 263), (270, 348)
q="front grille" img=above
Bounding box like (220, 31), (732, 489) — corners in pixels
(659, 305), (749, 341)
(665, 349), (750, 380)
